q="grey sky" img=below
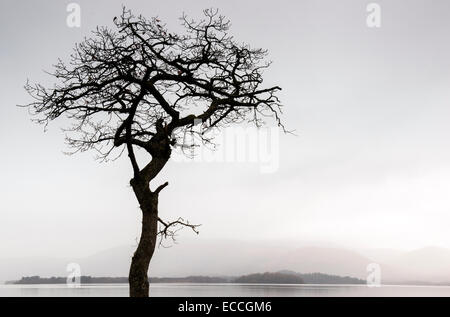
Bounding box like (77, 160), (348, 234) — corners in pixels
(1, 0), (450, 258)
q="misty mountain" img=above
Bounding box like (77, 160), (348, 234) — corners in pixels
(263, 247), (372, 279)
(383, 247), (450, 283)
(2, 240), (450, 284)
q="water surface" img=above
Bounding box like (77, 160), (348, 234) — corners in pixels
(2, 283), (450, 297)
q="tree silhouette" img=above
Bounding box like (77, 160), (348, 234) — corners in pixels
(23, 8), (284, 297)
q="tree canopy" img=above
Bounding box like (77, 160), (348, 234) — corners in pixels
(25, 8), (284, 178)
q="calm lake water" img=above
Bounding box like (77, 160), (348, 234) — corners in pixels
(2, 283), (450, 297)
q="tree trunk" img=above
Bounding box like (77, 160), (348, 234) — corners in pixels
(129, 180), (159, 297)
(128, 132), (171, 297)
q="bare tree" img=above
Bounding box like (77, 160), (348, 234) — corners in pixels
(23, 8), (284, 297)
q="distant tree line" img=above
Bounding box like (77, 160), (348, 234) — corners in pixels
(10, 272), (364, 285)
(12, 276), (128, 284)
(297, 272), (365, 284)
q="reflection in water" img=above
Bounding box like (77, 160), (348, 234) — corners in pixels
(1, 284), (450, 297)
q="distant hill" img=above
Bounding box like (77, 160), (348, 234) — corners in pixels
(266, 247), (372, 279)
(234, 272), (304, 284)
(280, 271), (365, 284)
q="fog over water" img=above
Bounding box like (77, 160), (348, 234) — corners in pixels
(1, 0), (450, 284)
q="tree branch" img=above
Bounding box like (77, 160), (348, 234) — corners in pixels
(154, 181), (169, 194)
(157, 217), (200, 244)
